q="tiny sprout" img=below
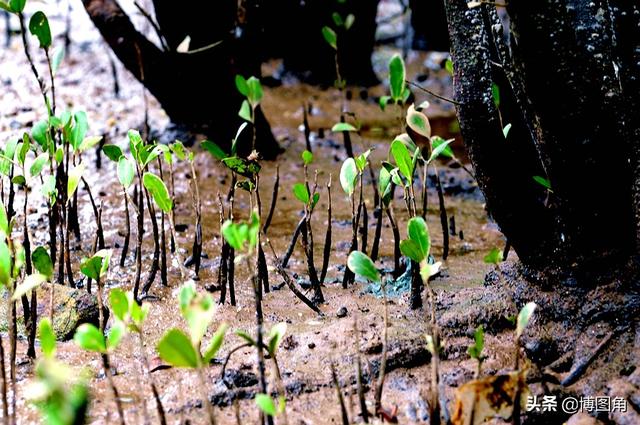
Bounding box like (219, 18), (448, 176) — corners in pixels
(484, 247), (503, 265)
(321, 26), (337, 50)
(302, 150), (313, 166)
(331, 122), (357, 133)
(516, 302), (537, 338)
(467, 325), (485, 360)
(255, 393), (286, 417)
(533, 175), (553, 192)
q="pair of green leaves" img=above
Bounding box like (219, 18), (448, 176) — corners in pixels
(79, 249), (111, 281)
(255, 393), (286, 417)
(10, 245), (53, 300)
(236, 322), (287, 358)
(400, 217), (441, 281)
(221, 211), (260, 253)
(331, 12), (355, 30)
(236, 75), (263, 123)
(156, 324), (227, 369)
(74, 322), (125, 354)
(292, 183), (320, 208)
(109, 288), (149, 332)
(380, 54), (410, 109)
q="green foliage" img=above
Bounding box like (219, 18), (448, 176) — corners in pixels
(467, 325), (484, 360)
(32, 246), (53, 278)
(516, 302), (536, 338)
(201, 140), (227, 161)
(354, 149), (371, 173)
(221, 210), (260, 252)
(73, 324), (106, 353)
(221, 156), (261, 179)
(483, 247), (503, 265)
(430, 136), (454, 160)
(406, 104), (431, 139)
(29, 11), (52, 49)
(0, 200), (8, 237)
(109, 288), (129, 322)
(117, 157), (135, 188)
(301, 150), (313, 166)
(202, 323), (228, 364)
(378, 166), (393, 206)
(267, 323), (287, 357)
(292, 183), (310, 204)
(0, 240), (13, 287)
(445, 58), (454, 75)
(66, 162), (85, 202)
(321, 26), (337, 50)
(30, 153), (49, 179)
(255, 394), (286, 417)
(389, 54), (406, 102)
(39, 318), (57, 358)
(102, 145), (123, 162)
(79, 249), (111, 281)
(331, 122), (357, 133)
(143, 172), (173, 213)
(347, 251), (380, 283)
(12, 273), (47, 300)
(339, 157), (357, 196)
(239, 100), (252, 123)
(179, 282), (215, 343)
(390, 139), (414, 184)
(492, 83), (500, 107)
(157, 329), (199, 368)
(533, 175), (552, 191)
(502, 123), (512, 139)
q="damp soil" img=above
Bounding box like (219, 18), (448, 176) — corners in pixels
(2, 4), (637, 425)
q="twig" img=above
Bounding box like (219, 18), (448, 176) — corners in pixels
(406, 81), (463, 106)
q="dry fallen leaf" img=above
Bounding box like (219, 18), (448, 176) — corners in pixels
(451, 371), (529, 425)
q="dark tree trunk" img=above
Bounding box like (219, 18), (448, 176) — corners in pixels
(268, 0), (380, 87)
(81, 0), (280, 158)
(444, 0), (640, 283)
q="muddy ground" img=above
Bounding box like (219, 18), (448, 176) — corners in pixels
(1, 2), (638, 425)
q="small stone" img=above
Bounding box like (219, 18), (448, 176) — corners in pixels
(308, 342), (316, 349)
(336, 306), (348, 318)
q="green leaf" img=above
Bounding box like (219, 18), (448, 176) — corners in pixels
(390, 140), (413, 184)
(533, 175), (552, 191)
(483, 247), (503, 265)
(407, 216), (430, 259)
(400, 240), (423, 263)
(73, 323), (106, 353)
(256, 394), (277, 417)
(344, 13), (355, 30)
(107, 321), (126, 350)
(331, 12), (343, 27)
(12, 175), (25, 186)
(347, 251), (380, 283)
(467, 325), (484, 360)
(292, 183), (310, 204)
(221, 221), (243, 251)
(129, 293), (149, 327)
(267, 323), (287, 357)
(169, 141), (186, 161)
(221, 156), (261, 179)
(80, 256), (103, 281)
(29, 153), (49, 179)
(492, 83), (500, 107)
(0, 240), (11, 286)
(31, 120), (49, 150)
(29, 12), (52, 48)
(445, 58), (454, 75)
(78, 136), (102, 153)
(117, 157), (135, 188)
(70, 111), (88, 150)
(102, 145), (123, 162)
(41, 175), (57, 204)
(67, 163), (85, 203)
(406, 104), (431, 139)
(0, 2), (11, 13)
(39, 318), (56, 358)
(157, 329), (199, 368)
(109, 288), (129, 322)
(331, 122), (357, 133)
(32, 246), (53, 278)
(516, 302), (536, 338)
(12, 273), (47, 300)
(378, 166), (393, 206)
(379, 95), (391, 111)
(321, 26), (337, 50)
(143, 173), (173, 213)
(355, 149), (371, 173)
(301, 150), (313, 166)
(238, 100), (253, 122)
(201, 140), (227, 161)
(235, 329), (256, 347)
(389, 54), (406, 102)
(246, 77), (263, 106)
(502, 123), (512, 139)
(235, 75), (248, 97)
(203, 323), (228, 364)
(51, 46), (65, 76)
(339, 157), (358, 196)
(430, 136), (454, 160)
(9, 0), (25, 13)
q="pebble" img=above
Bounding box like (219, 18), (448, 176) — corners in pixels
(336, 306), (348, 318)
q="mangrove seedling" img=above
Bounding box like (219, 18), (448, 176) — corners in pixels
(467, 325), (485, 378)
(235, 75), (264, 151)
(346, 250), (389, 419)
(156, 282), (228, 425)
(73, 319), (127, 425)
(29, 319), (89, 425)
(399, 217), (442, 424)
(255, 393), (286, 422)
(79, 249), (111, 330)
(513, 302), (537, 425)
(109, 288), (166, 424)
